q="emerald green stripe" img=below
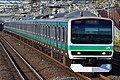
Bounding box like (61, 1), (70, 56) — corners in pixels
(68, 46), (113, 51)
(5, 21), (68, 27)
(58, 22), (68, 26)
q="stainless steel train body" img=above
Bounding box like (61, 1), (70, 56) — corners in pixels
(4, 17), (114, 72)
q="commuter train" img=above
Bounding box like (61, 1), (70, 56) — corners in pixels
(4, 11), (114, 72)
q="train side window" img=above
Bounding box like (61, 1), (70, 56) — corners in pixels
(25, 24), (26, 31)
(34, 24), (36, 34)
(22, 24), (23, 30)
(41, 25), (43, 36)
(37, 25), (39, 35)
(17, 23), (18, 29)
(45, 25), (47, 37)
(58, 27), (60, 41)
(53, 26), (55, 40)
(28, 24), (30, 32)
(27, 24), (29, 32)
(56, 27), (58, 41)
(62, 27), (65, 42)
(48, 25), (50, 38)
(46, 26), (48, 37)
(22, 24), (23, 31)
(32, 24), (34, 33)
(29, 24), (31, 33)
(15, 23), (17, 29)
(46, 25), (48, 38)
(37, 24), (39, 35)
(50, 27), (53, 39)
(19, 24), (22, 31)
(60, 27), (64, 42)
(39, 24), (41, 36)
(25, 24), (27, 31)
(31, 24), (35, 34)
(19, 24), (20, 30)
(42, 25), (44, 36)
(36, 24), (38, 35)
(34, 24), (37, 35)
(34, 24), (35, 34)
(21, 24), (22, 30)
(52, 26), (55, 40)
(39, 24), (42, 36)
(49, 26), (50, 38)
(42, 25), (44, 37)
(54, 27), (57, 41)
(29, 24), (31, 32)
(19, 24), (20, 29)
(23, 24), (24, 31)
(16, 23), (18, 29)
(64, 26), (67, 43)
(55, 26), (59, 48)
(43, 25), (45, 37)
(26, 24), (28, 32)
(28, 24), (29, 32)
(20, 24), (21, 30)
(60, 27), (63, 42)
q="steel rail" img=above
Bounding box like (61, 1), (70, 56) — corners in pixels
(1, 37), (44, 80)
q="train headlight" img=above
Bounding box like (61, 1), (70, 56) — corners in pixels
(102, 52), (106, 55)
(77, 52), (81, 55)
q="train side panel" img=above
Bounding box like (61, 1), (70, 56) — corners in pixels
(4, 20), (68, 55)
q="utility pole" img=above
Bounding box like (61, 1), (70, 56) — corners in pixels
(108, 0), (111, 18)
(84, 0), (86, 10)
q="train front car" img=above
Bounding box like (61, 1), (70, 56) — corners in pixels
(68, 17), (114, 72)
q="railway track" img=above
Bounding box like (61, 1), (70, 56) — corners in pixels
(0, 42), (24, 80)
(0, 33), (86, 80)
(0, 32), (112, 80)
(0, 42), (18, 80)
(0, 36), (45, 80)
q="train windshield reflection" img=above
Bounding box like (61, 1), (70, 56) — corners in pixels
(71, 19), (112, 44)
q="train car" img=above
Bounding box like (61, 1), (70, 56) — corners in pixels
(69, 17), (114, 72)
(4, 10), (114, 72)
(0, 20), (4, 31)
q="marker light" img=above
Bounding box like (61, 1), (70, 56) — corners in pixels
(102, 52), (106, 55)
(77, 52), (81, 55)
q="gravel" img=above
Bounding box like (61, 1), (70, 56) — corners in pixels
(1, 32), (82, 80)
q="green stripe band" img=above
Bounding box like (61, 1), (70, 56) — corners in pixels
(68, 45), (113, 51)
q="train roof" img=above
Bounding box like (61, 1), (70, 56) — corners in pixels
(64, 10), (97, 19)
(6, 10), (104, 26)
(15, 10), (97, 21)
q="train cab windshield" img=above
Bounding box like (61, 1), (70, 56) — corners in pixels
(71, 19), (112, 44)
